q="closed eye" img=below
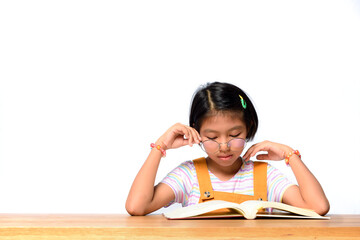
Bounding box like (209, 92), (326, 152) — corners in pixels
(230, 133), (241, 138)
(206, 136), (217, 140)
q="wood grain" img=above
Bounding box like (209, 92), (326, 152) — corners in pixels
(0, 214), (359, 239)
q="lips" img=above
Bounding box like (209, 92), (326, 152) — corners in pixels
(218, 155), (233, 161)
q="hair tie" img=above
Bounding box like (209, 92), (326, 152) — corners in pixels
(239, 95), (247, 109)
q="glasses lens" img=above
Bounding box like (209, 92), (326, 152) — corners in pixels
(228, 138), (245, 152)
(201, 140), (219, 153)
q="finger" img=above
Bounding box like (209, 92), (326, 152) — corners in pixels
(168, 126), (187, 143)
(180, 138), (190, 147)
(180, 126), (193, 146)
(243, 143), (258, 160)
(188, 127), (201, 144)
(196, 129), (202, 142)
(242, 148), (251, 161)
(173, 125), (189, 138)
(256, 154), (269, 160)
(193, 127), (202, 142)
(244, 143), (266, 161)
(186, 128), (194, 147)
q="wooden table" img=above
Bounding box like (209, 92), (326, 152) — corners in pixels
(0, 214), (359, 239)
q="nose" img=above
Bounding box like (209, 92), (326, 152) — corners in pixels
(219, 142), (230, 152)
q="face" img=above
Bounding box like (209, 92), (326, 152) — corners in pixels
(199, 113), (247, 167)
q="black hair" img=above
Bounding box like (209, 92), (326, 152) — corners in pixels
(189, 82), (258, 141)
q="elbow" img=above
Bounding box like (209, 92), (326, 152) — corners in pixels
(125, 201), (147, 216)
(313, 200), (330, 216)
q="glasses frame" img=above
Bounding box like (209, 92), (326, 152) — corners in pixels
(199, 138), (246, 154)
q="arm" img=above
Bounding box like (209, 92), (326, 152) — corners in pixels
(243, 141), (330, 215)
(125, 123), (201, 216)
(125, 147), (174, 216)
(281, 155), (330, 215)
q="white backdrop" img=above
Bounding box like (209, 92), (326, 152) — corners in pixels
(1, 0), (359, 214)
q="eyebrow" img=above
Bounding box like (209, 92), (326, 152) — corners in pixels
(203, 126), (245, 133)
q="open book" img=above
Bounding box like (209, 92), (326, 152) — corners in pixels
(163, 200), (330, 220)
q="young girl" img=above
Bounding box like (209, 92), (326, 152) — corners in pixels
(126, 82), (330, 216)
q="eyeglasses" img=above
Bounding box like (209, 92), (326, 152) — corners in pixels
(199, 138), (246, 153)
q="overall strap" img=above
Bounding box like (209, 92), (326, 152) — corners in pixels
(193, 157), (214, 201)
(253, 161), (268, 201)
(193, 157), (268, 203)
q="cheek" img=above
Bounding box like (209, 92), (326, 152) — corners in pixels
(231, 142), (245, 151)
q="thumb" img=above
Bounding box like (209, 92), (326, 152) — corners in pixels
(256, 154), (269, 160)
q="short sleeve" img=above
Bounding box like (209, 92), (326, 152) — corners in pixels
(267, 164), (296, 202)
(160, 161), (196, 206)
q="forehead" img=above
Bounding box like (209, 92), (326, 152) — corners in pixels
(200, 113), (246, 133)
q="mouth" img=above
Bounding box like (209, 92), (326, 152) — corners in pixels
(217, 154), (233, 161)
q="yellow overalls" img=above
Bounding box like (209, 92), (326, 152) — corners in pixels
(193, 157), (268, 204)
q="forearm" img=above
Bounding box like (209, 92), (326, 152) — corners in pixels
(288, 155), (330, 214)
(125, 123), (200, 215)
(125, 148), (163, 215)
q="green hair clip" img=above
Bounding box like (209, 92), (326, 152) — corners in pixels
(239, 95), (247, 109)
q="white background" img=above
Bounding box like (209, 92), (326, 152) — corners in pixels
(1, 0), (359, 214)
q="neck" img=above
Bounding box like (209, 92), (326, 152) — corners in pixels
(206, 157), (242, 181)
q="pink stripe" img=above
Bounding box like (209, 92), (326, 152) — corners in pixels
(271, 178), (287, 202)
(178, 168), (192, 186)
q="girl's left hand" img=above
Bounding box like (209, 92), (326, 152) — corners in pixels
(243, 140), (293, 162)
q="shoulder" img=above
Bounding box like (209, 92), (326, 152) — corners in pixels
(243, 160), (276, 170)
(265, 162), (284, 176)
(167, 160), (196, 177)
(240, 160), (258, 170)
(252, 161), (285, 177)
(241, 160), (276, 175)
(241, 160), (291, 183)
(179, 160), (196, 171)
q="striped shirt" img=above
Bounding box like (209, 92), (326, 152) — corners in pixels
(161, 160), (295, 207)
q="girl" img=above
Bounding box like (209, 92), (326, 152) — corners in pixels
(126, 82), (330, 216)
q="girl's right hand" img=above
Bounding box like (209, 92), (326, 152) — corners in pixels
(156, 123), (202, 150)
